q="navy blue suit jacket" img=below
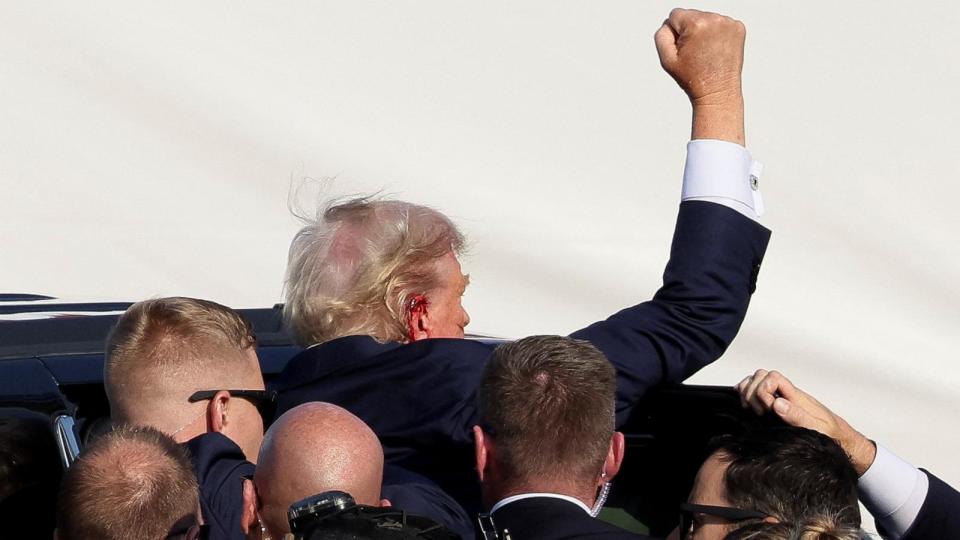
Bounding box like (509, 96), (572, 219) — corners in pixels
(185, 433), (254, 540)
(898, 470), (960, 540)
(382, 466), (474, 539)
(185, 434), (471, 539)
(273, 201), (771, 523)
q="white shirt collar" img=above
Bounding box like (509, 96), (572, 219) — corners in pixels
(490, 493), (592, 515)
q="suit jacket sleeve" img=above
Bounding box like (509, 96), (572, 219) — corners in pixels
(184, 433), (256, 540)
(570, 200), (771, 424)
(897, 470), (960, 540)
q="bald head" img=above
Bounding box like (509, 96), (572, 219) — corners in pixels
(255, 403), (385, 537)
(56, 426), (199, 540)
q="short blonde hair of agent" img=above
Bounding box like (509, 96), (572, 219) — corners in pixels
(284, 196), (465, 346)
(104, 296), (257, 423)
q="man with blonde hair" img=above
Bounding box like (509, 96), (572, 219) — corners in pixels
(105, 296), (268, 540)
(284, 198), (468, 345)
(55, 426), (201, 540)
(275, 7), (771, 528)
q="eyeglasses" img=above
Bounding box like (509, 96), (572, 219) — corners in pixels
(679, 502), (767, 539)
(188, 389), (278, 422)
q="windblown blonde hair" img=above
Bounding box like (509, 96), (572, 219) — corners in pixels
(284, 196), (465, 346)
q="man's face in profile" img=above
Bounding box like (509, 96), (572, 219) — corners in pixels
(230, 347), (268, 461)
(424, 251), (471, 339)
(683, 452), (737, 540)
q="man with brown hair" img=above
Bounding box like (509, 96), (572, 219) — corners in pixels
(104, 297), (268, 540)
(55, 425), (201, 540)
(474, 335), (652, 540)
(738, 369), (960, 540)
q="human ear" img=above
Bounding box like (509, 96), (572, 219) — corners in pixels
(601, 432), (626, 485)
(207, 390), (231, 434)
(404, 294), (430, 342)
(240, 479), (258, 534)
(473, 425), (488, 482)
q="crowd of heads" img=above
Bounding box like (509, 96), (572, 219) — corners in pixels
(38, 195), (868, 540)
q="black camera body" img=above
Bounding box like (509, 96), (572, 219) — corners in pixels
(287, 491), (460, 540)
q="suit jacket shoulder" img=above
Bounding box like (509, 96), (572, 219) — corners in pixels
(381, 465), (474, 539)
(184, 432), (255, 540)
(490, 497), (653, 540)
(900, 469), (960, 540)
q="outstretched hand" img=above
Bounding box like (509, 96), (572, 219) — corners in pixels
(655, 8), (746, 145)
(736, 369), (878, 476)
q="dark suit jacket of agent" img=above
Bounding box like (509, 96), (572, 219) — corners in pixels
(381, 465), (474, 539)
(896, 470), (960, 540)
(185, 432), (255, 540)
(490, 497), (655, 540)
(273, 201), (772, 528)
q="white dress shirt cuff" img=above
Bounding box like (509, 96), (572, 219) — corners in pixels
(681, 139), (764, 222)
(858, 444), (929, 539)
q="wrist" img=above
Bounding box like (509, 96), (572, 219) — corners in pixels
(844, 430), (878, 477)
(690, 85), (744, 109)
(691, 95), (745, 146)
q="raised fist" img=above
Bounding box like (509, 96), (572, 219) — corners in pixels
(655, 8), (746, 105)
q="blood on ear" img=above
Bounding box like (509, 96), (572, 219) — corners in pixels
(406, 294), (429, 341)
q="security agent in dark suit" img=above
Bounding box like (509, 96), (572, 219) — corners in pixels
(274, 6), (770, 530)
(473, 335), (653, 540)
(104, 297), (269, 540)
(738, 369), (960, 540)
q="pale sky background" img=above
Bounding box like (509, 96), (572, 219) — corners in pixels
(2, 2), (958, 533)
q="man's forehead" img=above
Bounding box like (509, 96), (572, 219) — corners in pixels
(689, 452), (731, 505)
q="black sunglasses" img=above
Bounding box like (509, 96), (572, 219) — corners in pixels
(679, 502), (766, 539)
(188, 389), (278, 422)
